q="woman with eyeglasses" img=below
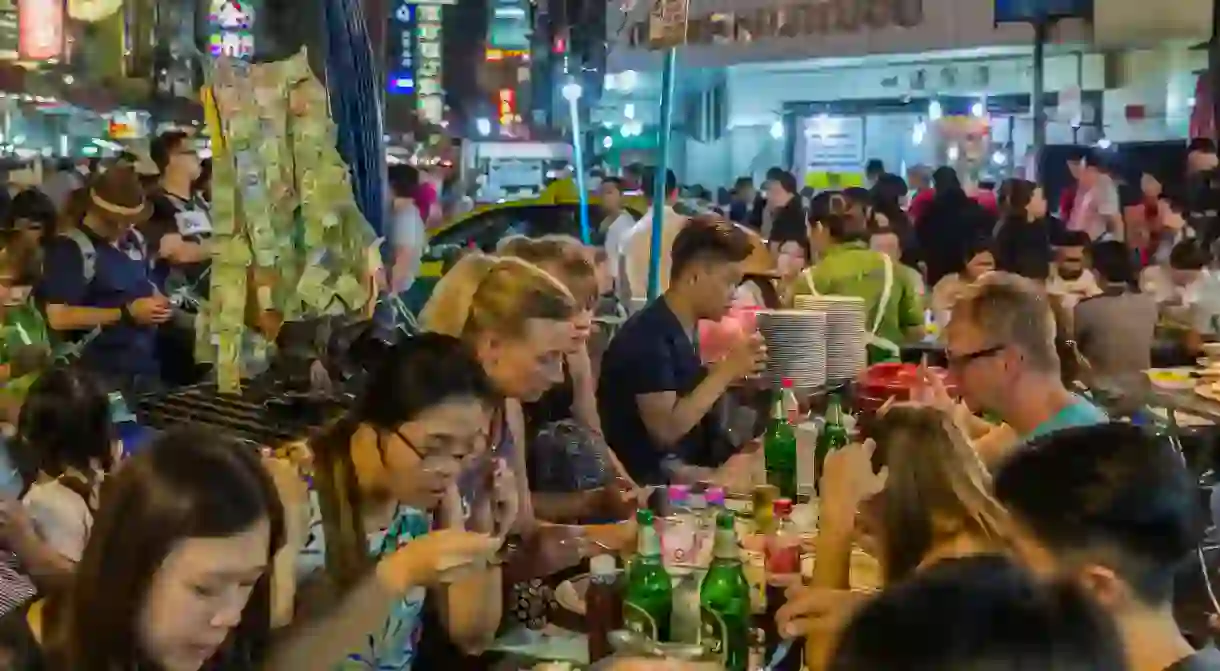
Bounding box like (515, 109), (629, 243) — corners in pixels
(0, 425), (499, 671)
(300, 332), (508, 669)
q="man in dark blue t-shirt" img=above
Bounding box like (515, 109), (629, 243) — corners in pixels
(597, 217), (766, 485)
(38, 167), (171, 396)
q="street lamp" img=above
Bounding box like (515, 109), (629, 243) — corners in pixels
(562, 79), (591, 244)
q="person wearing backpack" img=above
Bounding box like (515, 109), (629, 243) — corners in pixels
(35, 167), (170, 397)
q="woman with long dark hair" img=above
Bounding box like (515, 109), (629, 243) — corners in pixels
(302, 332), (507, 667)
(994, 178), (1055, 277)
(3, 425), (499, 671)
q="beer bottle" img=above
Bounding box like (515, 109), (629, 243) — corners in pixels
(764, 378), (799, 499)
(815, 393), (850, 496)
(700, 510), (751, 671)
(623, 508), (673, 642)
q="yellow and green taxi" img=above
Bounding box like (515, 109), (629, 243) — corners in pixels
(405, 195), (645, 311)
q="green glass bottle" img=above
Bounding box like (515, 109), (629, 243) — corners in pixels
(623, 508), (673, 642)
(815, 394), (850, 496)
(700, 511), (751, 671)
(764, 379), (798, 500)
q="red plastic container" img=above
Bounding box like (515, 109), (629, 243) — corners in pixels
(856, 363), (957, 419)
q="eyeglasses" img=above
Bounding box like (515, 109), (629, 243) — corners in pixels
(946, 344), (1006, 369)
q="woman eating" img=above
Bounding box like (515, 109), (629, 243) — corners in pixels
(779, 405), (1011, 670)
(418, 251), (636, 638)
(3, 426), (499, 671)
(302, 333), (508, 667)
(498, 236), (638, 517)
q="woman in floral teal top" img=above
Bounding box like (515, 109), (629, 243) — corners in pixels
(302, 334), (509, 669)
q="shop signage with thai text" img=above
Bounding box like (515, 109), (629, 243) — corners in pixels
(629, 0), (923, 47)
(387, 0), (416, 94)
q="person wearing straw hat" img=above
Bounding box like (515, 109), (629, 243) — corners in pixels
(36, 167), (170, 397)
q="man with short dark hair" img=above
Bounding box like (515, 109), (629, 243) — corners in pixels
(598, 177), (635, 274)
(145, 130), (210, 294)
(599, 216), (765, 485)
(865, 158), (885, 187)
(619, 167), (684, 302)
(995, 422), (1220, 671)
(749, 166), (787, 232)
(729, 176), (754, 225)
(387, 164), (425, 295)
(1049, 229), (1101, 308)
(763, 169), (806, 246)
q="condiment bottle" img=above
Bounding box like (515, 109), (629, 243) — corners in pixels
(586, 554), (621, 663)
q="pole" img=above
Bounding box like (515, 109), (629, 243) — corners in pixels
(569, 95), (591, 244)
(647, 48), (677, 301)
(1031, 19), (1048, 167)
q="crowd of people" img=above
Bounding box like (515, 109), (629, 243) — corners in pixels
(0, 124), (1212, 671)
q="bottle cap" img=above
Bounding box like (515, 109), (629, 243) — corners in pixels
(590, 554), (617, 575)
(716, 510), (736, 529)
(667, 484), (690, 503)
(781, 377), (794, 389)
(635, 508), (654, 525)
(705, 486), (726, 506)
(773, 498), (794, 517)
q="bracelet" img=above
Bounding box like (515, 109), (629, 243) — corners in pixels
(119, 303), (133, 325)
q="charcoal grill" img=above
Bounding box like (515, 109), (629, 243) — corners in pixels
(136, 381), (351, 447)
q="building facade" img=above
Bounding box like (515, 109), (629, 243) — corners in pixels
(598, 0), (1213, 187)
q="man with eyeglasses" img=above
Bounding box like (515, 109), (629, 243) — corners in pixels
(940, 271), (1105, 466)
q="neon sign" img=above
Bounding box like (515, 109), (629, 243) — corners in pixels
(208, 0), (254, 60)
(498, 88), (516, 125)
(387, 1), (416, 94)
(17, 0), (64, 61)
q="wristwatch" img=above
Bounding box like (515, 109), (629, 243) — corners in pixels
(119, 303), (134, 325)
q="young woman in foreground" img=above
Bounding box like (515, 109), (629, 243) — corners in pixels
(6, 426), (497, 671)
(780, 405), (1011, 670)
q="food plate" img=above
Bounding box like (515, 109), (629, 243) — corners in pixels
(1148, 368), (1197, 390)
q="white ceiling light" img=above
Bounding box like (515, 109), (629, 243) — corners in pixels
(928, 100), (943, 120)
(603, 136), (613, 148)
(769, 120), (784, 140)
(619, 70), (638, 91)
(624, 103), (635, 120)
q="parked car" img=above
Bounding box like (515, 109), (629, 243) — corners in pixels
(403, 198), (644, 311)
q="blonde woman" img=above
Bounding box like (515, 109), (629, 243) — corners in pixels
(417, 252), (634, 547)
(779, 405), (1011, 670)
(498, 236), (639, 520)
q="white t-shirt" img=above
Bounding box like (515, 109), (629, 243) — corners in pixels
(602, 211), (637, 281)
(391, 202), (427, 293)
(23, 478), (97, 562)
(619, 205), (688, 302)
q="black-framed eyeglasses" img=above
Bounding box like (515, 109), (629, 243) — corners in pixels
(946, 344), (1006, 369)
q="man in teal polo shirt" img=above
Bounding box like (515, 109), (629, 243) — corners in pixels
(944, 272), (1106, 465)
(791, 212), (924, 361)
